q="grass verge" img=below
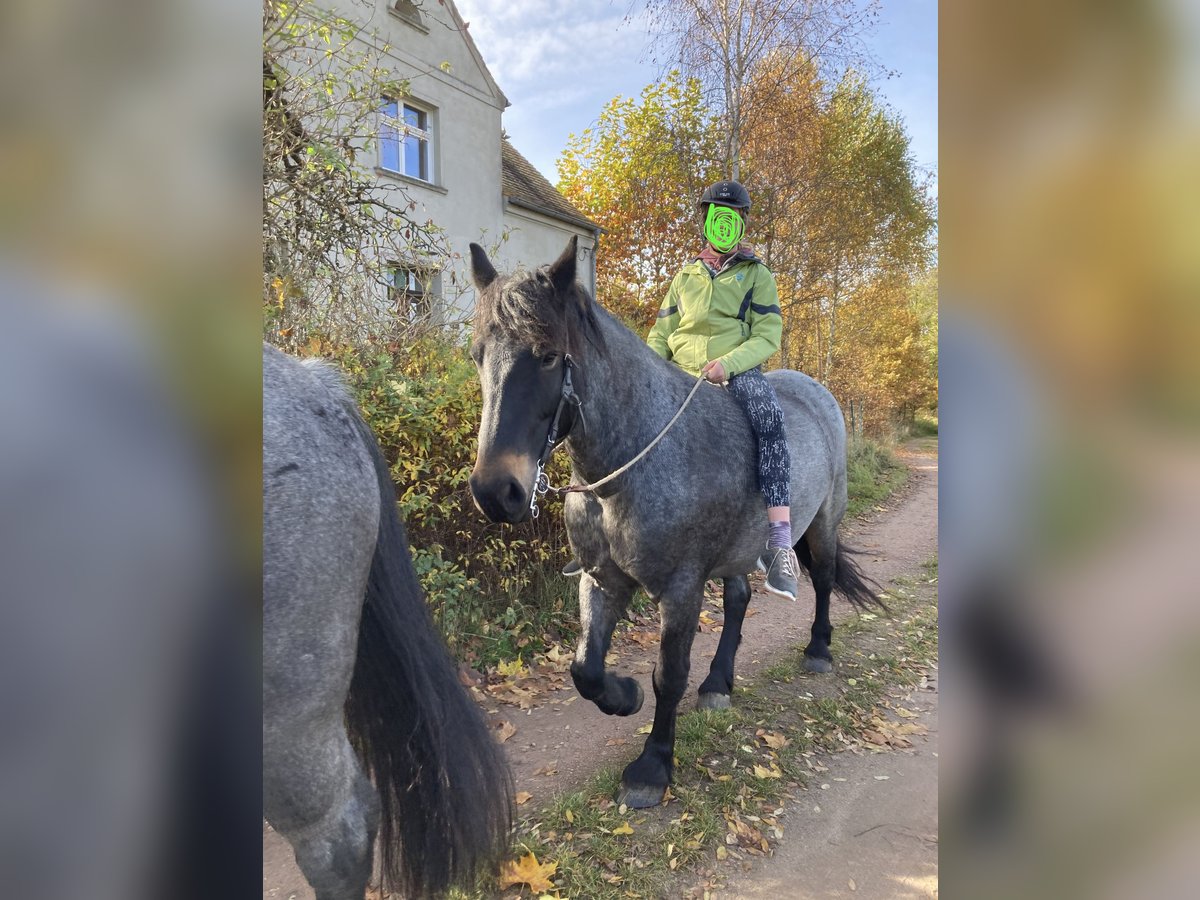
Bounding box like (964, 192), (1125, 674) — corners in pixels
(846, 438), (911, 519)
(453, 559), (938, 900)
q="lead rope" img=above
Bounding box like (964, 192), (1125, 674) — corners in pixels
(531, 369), (709, 516)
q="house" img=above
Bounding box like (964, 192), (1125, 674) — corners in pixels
(344, 0), (600, 321)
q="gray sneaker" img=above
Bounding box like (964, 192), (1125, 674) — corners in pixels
(757, 547), (800, 601)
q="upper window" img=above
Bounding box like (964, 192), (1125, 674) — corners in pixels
(380, 99), (432, 182)
(391, 1), (425, 30)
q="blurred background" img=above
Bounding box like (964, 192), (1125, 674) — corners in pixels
(0, 0), (261, 897)
(0, 0), (1197, 896)
(940, 0), (1200, 896)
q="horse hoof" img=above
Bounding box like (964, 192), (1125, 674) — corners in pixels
(804, 655), (833, 674)
(617, 782), (667, 809)
(628, 680), (645, 716)
(697, 692), (731, 710)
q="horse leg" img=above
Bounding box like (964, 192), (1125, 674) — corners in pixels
(697, 575), (752, 709)
(264, 724), (379, 900)
(619, 586), (701, 808)
(570, 572), (644, 716)
(800, 516), (837, 673)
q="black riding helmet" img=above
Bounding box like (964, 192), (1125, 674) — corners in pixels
(698, 180), (751, 211)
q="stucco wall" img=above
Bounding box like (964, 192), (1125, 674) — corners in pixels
(326, 0), (597, 322)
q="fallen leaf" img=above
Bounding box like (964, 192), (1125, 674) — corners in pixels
(494, 720), (517, 743)
(496, 658), (529, 678)
(533, 763), (559, 777)
(636, 723), (653, 735)
(849, 877), (857, 891)
(515, 791), (533, 805)
(716, 845), (728, 861)
(756, 730), (789, 750)
(606, 737), (628, 746)
(564, 808), (574, 823)
(497, 852), (557, 892)
(612, 821), (634, 835)
(752, 764), (782, 779)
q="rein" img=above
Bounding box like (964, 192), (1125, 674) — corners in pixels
(529, 355), (708, 518)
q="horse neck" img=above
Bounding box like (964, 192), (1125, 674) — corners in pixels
(565, 310), (693, 482)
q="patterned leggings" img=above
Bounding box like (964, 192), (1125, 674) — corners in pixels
(727, 367), (791, 508)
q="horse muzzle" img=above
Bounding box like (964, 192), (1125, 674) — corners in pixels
(469, 454), (537, 523)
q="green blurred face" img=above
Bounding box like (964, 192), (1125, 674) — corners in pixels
(703, 204), (746, 251)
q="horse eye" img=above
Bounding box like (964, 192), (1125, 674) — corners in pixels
(540, 352), (559, 370)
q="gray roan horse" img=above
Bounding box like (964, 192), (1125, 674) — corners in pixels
(263, 344), (511, 899)
(467, 238), (881, 809)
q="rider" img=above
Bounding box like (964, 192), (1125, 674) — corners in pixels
(646, 180), (799, 601)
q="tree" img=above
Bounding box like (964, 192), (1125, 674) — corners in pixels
(557, 72), (724, 327)
(637, 0), (879, 178)
(263, 0), (448, 350)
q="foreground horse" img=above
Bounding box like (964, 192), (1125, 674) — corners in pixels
(263, 344), (511, 899)
(467, 238), (880, 808)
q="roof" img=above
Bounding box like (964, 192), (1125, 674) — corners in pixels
(501, 139), (600, 233)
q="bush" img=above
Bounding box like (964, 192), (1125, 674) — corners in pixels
(337, 336), (577, 665)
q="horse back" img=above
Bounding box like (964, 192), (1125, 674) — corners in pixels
(262, 345), (380, 714)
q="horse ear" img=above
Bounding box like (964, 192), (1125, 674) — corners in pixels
(469, 243), (498, 290)
(548, 235), (578, 296)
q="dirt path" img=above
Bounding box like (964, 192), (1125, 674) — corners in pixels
(694, 663), (938, 899)
(263, 445), (938, 899)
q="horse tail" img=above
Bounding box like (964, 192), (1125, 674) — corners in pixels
(344, 414), (512, 898)
(833, 539), (888, 611)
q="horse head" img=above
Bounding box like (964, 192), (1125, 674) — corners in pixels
(467, 236), (601, 523)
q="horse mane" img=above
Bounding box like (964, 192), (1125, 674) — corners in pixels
(473, 267), (607, 358)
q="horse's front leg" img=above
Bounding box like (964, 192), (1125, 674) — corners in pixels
(697, 575), (752, 708)
(570, 572), (643, 716)
(618, 585), (702, 808)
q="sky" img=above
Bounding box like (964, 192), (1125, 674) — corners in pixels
(454, 0), (936, 197)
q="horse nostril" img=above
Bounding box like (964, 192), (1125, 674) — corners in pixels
(502, 476), (526, 514)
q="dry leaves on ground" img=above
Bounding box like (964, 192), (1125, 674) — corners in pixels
(497, 852), (557, 893)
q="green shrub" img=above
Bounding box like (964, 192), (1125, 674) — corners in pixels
(336, 336), (577, 665)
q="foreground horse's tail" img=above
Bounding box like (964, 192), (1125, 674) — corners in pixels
(344, 415), (512, 898)
(797, 536), (887, 611)
(833, 540), (888, 611)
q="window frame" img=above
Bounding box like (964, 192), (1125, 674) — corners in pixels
(387, 264), (439, 323)
(379, 98), (434, 183)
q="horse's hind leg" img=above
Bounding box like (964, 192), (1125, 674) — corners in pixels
(570, 572), (644, 716)
(697, 575), (752, 709)
(800, 513), (837, 674)
(264, 725), (379, 900)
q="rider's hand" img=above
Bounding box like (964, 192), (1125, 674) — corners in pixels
(702, 359), (727, 384)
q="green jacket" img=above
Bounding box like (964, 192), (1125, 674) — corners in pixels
(646, 250), (782, 377)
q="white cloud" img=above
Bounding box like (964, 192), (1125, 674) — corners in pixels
(454, 0), (663, 177)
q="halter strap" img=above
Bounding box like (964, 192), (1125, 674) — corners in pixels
(529, 356), (707, 518)
(530, 355), (583, 518)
